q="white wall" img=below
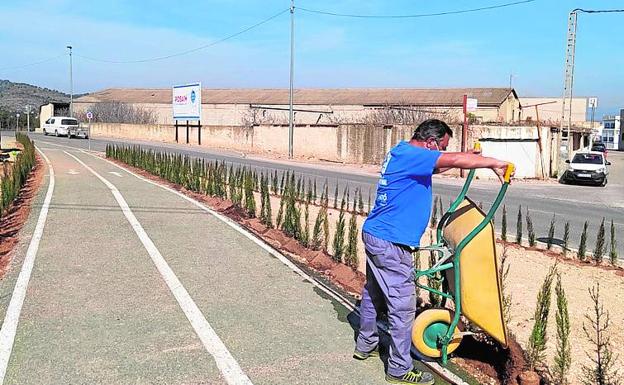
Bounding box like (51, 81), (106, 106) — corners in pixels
(478, 141), (539, 179)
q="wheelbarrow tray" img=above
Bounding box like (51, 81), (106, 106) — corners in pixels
(442, 198), (508, 347)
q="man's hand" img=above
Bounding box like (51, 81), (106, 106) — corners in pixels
(492, 162), (512, 183)
(436, 152), (512, 181)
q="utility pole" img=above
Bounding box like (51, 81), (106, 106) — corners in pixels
(559, 10), (578, 175)
(67, 45), (73, 117)
(589, 97), (597, 147)
(288, 0), (295, 159)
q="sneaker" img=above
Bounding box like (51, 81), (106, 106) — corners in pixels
(386, 369), (435, 385)
(352, 346), (379, 360)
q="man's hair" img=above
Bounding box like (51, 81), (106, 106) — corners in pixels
(411, 119), (453, 141)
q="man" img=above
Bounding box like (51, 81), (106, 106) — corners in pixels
(354, 119), (510, 385)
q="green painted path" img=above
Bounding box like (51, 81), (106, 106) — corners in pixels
(0, 147), (451, 385)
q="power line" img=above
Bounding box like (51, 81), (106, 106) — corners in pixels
(574, 8), (624, 14)
(75, 8), (289, 64)
(297, 0), (536, 19)
(0, 54), (65, 73)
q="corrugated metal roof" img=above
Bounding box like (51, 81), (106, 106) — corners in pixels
(76, 87), (516, 107)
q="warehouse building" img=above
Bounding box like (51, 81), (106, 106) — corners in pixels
(74, 87), (522, 126)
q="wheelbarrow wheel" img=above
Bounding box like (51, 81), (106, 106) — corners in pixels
(412, 309), (462, 358)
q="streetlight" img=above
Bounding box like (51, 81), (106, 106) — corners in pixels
(16, 113), (20, 131)
(67, 45), (73, 117)
(25, 105), (31, 132)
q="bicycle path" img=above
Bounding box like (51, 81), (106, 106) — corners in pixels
(0, 146), (426, 384)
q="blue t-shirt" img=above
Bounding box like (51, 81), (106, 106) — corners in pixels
(363, 141), (441, 247)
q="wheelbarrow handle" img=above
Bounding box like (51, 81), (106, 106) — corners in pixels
(503, 163), (515, 184)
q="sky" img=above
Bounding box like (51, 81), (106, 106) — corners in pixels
(0, 0), (622, 118)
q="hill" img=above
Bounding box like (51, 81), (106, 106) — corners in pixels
(0, 79), (70, 113)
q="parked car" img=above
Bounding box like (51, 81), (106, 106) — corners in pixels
(590, 142), (608, 159)
(42, 116), (88, 138)
(562, 151), (611, 186)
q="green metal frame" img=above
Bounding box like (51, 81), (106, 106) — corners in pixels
(414, 169), (510, 364)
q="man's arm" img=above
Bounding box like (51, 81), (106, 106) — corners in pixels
(435, 152), (509, 177)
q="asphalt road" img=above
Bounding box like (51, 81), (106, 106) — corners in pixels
(0, 146), (452, 384)
(30, 133), (624, 258)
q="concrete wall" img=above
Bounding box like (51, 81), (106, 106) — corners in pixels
(471, 125), (552, 179)
(91, 122), (551, 178)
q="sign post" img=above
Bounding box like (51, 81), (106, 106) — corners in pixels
(86, 110), (93, 151)
(173, 83), (202, 145)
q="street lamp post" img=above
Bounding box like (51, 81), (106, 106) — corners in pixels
(67, 45), (73, 117)
(16, 114), (20, 132)
(288, 0), (295, 159)
(26, 105), (31, 132)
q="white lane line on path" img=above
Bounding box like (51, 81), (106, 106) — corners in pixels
(61, 151), (253, 385)
(0, 147), (55, 384)
(85, 150), (469, 385)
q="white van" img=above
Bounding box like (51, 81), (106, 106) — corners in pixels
(42, 116), (88, 138)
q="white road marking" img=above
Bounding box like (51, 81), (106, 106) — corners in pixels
(62, 151), (253, 385)
(0, 147), (55, 384)
(67, 169), (79, 175)
(108, 171), (123, 177)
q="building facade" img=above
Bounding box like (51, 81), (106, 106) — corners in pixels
(601, 113), (622, 150)
(74, 88), (521, 126)
(518, 97), (588, 125)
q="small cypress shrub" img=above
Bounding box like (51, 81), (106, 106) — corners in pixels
(311, 207), (325, 250)
(332, 210), (346, 262)
(271, 170), (279, 195)
(312, 178), (317, 204)
(593, 218), (606, 264)
(357, 188), (364, 214)
(276, 197), (285, 229)
(609, 220), (618, 266)
(345, 212), (358, 269)
(438, 196), (444, 221)
(427, 243), (443, 307)
(259, 174), (267, 222)
(333, 183), (339, 209)
(501, 205), (508, 241)
(322, 207), (330, 251)
(547, 214), (556, 250)
(578, 221), (589, 261)
(244, 171), (256, 217)
(499, 245), (513, 326)
(264, 186), (273, 228)
(526, 265), (557, 371)
(552, 273), (571, 385)
(280, 171), (286, 195)
(563, 222), (570, 257)
(516, 205), (523, 245)
(430, 196), (439, 227)
(301, 203), (310, 247)
(581, 283), (621, 385)
(526, 208), (536, 247)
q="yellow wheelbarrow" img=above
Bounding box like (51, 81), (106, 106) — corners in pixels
(412, 161), (515, 365)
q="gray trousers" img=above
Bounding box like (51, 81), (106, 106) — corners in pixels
(356, 232), (416, 377)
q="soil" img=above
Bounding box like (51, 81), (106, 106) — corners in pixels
(454, 334), (529, 385)
(501, 242), (624, 384)
(0, 155), (44, 278)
